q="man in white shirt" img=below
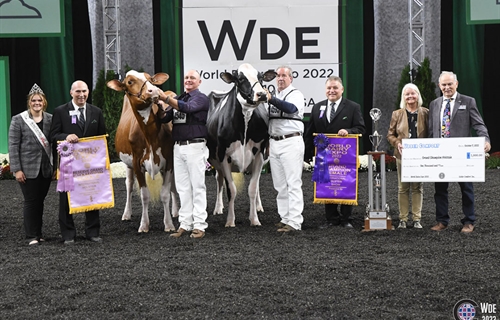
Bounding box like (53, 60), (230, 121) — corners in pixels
(266, 66), (305, 232)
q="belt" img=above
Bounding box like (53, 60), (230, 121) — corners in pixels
(270, 132), (302, 141)
(175, 138), (206, 146)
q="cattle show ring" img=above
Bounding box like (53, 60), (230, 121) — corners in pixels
(1, 0), (500, 319)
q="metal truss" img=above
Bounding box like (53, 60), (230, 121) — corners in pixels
(408, 0), (424, 82)
(103, 0), (121, 79)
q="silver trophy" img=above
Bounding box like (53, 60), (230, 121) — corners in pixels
(369, 108), (382, 152)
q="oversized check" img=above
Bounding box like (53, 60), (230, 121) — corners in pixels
(401, 137), (485, 182)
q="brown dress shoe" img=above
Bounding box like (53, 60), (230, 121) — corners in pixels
(277, 224), (297, 232)
(275, 222), (285, 228)
(190, 229), (205, 239)
(170, 228), (186, 238)
(431, 223), (447, 231)
(461, 224), (474, 233)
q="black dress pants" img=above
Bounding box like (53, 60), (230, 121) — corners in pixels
(325, 204), (353, 224)
(19, 172), (52, 240)
(58, 192), (100, 241)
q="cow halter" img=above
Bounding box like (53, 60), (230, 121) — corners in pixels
(241, 80), (261, 105)
(125, 79), (149, 103)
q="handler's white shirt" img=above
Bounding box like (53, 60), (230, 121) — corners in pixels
(268, 85), (305, 136)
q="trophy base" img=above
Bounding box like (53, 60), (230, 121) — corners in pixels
(362, 215), (393, 231)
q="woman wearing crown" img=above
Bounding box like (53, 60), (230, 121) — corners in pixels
(8, 83), (53, 245)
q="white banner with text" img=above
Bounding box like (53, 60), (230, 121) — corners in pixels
(182, 0), (341, 114)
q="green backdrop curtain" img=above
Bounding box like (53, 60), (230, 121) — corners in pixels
(345, 0), (364, 108)
(453, 0), (484, 113)
(38, 0), (74, 113)
(159, 0), (182, 94)
(345, 0), (366, 152)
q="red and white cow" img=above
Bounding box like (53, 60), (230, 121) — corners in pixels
(107, 70), (178, 232)
(207, 63), (276, 227)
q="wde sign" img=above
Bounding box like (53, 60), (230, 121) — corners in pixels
(182, 0), (341, 114)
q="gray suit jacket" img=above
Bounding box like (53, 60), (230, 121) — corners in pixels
(8, 111), (53, 179)
(428, 93), (490, 142)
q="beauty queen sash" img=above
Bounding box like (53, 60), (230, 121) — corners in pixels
(20, 111), (53, 166)
(57, 135), (115, 214)
(312, 134), (361, 205)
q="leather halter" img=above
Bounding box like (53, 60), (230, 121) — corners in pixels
(125, 79), (149, 103)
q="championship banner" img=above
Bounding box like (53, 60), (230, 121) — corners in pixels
(312, 134), (360, 205)
(57, 135), (114, 214)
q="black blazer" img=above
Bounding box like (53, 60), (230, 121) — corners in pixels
(49, 102), (107, 167)
(304, 98), (365, 161)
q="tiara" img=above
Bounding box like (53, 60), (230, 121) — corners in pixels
(29, 83), (44, 95)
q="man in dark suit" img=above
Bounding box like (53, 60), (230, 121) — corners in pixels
(304, 76), (366, 228)
(49, 80), (107, 244)
(428, 71), (491, 233)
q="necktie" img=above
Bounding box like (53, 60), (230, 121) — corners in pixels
(78, 107), (85, 131)
(441, 99), (451, 138)
(329, 102), (336, 122)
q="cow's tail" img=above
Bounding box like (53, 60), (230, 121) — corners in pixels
(231, 172), (245, 194)
(146, 173), (163, 204)
(134, 173), (163, 205)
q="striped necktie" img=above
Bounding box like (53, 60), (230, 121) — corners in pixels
(329, 102), (336, 122)
(78, 107), (85, 131)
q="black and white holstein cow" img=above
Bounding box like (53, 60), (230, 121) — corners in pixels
(107, 71), (178, 233)
(207, 63), (276, 227)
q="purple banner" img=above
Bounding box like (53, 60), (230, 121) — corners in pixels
(66, 136), (114, 214)
(313, 135), (359, 205)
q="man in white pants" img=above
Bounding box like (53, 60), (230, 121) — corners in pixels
(159, 70), (209, 239)
(266, 66), (305, 232)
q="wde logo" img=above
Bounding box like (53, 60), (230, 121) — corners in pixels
(454, 299), (498, 320)
(454, 299), (478, 320)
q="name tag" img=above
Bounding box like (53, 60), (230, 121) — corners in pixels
(69, 110), (79, 116)
(319, 104), (326, 118)
(458, 105), (467, 110)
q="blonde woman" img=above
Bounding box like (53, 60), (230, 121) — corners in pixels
(387, 83), (428, 229)
(8, 84), (53, 245)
